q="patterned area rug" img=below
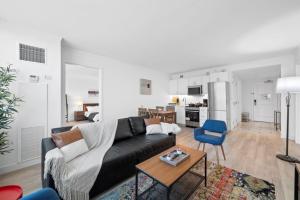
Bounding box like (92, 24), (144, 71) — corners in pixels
(97, 161), (275, 200)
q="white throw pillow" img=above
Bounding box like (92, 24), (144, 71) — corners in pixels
(60, 139), (89, 162)
(146, 124), (162, 135)
(86, 106), (99, 113)
(161, 122), (181, 134)
(84, 111), (90, 117)
(93, 113), (100, 122)
(72, 122), (102, 149)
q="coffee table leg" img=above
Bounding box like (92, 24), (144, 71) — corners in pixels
(135, 170), (138, 199)
(205, 154), (207, 187)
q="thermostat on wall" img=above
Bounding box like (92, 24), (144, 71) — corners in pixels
(29, 75), (39, 83)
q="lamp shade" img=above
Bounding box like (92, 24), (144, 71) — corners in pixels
(276, 76), (300, 93)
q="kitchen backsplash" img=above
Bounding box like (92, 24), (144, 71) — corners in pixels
(169, 94), (208, 105)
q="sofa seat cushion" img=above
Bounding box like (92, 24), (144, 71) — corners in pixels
(103, 140), (140, 166)
(135, 134), (175, 161)
(103, 134), (174, 167)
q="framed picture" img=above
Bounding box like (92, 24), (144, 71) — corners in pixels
(140, 79), (152, 95)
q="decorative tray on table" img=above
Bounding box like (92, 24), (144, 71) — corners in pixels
(160, 148), (190, 166)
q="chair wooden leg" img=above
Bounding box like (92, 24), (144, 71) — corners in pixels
(221, 145), (226, 160)
(215, 146), (219, 165)
(197, 142), (201, 150)
(202, 143), (206, 152)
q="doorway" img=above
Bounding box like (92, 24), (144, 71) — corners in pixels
(234, 65), (281, 123)
(252, 80), (278, 122)
(63, 64), (102, 126)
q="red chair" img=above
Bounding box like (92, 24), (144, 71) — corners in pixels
(0, 185), (23, 200)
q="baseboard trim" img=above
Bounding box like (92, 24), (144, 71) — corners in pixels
(0, 158), (40, 175)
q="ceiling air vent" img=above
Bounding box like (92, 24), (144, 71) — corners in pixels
(19, 43), (46, 63)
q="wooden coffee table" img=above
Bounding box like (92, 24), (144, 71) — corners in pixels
(135, 145), (207, 200)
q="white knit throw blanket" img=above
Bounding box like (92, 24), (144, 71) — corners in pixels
(44, 120), (117, 200)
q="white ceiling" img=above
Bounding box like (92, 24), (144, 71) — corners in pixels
(234, 65), (281, 80)
(1, 0), (300, 73)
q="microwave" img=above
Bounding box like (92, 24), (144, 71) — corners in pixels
(188, 85), (202, 95)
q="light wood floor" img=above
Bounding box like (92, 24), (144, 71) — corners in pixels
(0, 122), (298, 199)
(177, 122), (298, 200)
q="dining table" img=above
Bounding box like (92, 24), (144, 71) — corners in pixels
(157, 110), (176, 123)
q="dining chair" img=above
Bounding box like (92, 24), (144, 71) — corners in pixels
(138, 108), (148, 118)
(166, 106), (175, 111)
(164, 112), (176, 124)
(156, 106), (164, 111)
(194, 119), (227, 165)
(148, 108), (159, 118)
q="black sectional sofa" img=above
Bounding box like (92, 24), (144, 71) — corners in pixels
(41, 116), (176, 198)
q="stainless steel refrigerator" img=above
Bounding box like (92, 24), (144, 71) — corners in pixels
(208, 82), (230, 126)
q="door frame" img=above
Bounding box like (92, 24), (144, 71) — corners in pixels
(62, 63), (103, 125)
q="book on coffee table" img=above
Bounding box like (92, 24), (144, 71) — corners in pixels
(160, 149), (190, 166)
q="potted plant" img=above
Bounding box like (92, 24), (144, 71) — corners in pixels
(0, 65), (22, 155)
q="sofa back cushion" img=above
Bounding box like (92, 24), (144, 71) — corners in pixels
(115, 118), (134, 142)
(128, 117), (146, 136)
(51, 126), (72, 134)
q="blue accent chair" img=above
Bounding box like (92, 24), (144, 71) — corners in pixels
(21, 188), (60, 200)
(194, 119), (227, 164)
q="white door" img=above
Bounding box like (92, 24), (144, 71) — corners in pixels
(253, 82), (277, 122)
(17, 83), (48, 162)
(175, 106), (186, 125)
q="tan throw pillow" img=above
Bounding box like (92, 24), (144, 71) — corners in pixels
(144, 118), (161, 126)
(52, 128), (83, 148)
(52, 127), (89, 162)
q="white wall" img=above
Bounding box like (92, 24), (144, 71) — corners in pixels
(0, 24), (62, 173)
(65, 64), (99, 121)
(241, 81), (255, 120)
(230, 74), (242, 129)
(62, 47), (169, 121)
(295, 47), (300, 144)
(280, 56), (296, 140)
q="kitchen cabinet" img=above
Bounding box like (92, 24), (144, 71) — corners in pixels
(169, 79), (178, 95)
(188, 76), (202, 86)
(177, 78), (188, 95)
(175, 106), (185, 125)
(210, 72), (229, 82)
(201, 75), (210, 94)
(169, 78), (188, 95)
(188, 75), (210, 94)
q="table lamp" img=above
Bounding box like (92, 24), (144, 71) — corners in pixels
(276, 76), (300, 163)
(76, 101), (83, 111)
